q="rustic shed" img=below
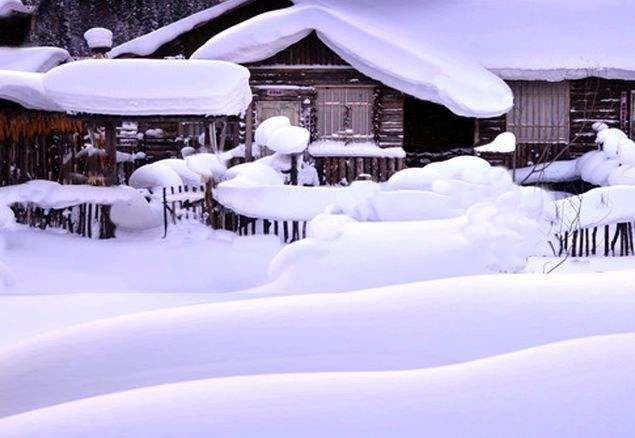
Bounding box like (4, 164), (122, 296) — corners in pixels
(41, 58), (252, 185)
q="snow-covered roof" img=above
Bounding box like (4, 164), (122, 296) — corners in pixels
(192, 5), (512, 118)
(107, 0), (252, 59)
(295, 0), (635, 82)
(0, 70), (61, 111)
(42, 59), (252, 116)
(113, 0), (635, 87)
(0, 47), (71, 73)
(0, 0), (28, 17)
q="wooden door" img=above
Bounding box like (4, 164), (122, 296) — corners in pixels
(255, 101), (301, 126)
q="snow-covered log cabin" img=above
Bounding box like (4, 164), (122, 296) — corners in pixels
(109, 0), (635, 175)
(0, 0), (80, 186)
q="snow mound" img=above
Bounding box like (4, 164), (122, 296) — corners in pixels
(474, 132), (516, 153)
(254, 116), (291, 147)
(185, 153), (227, 180)
(192, 5), (512, 118)
(42, 59), (252, 116)
(2, 273), (635, 419)
(267, 126), (309, 154)
(0, 47), (70, 73)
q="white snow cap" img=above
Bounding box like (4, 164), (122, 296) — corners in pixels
(0, 0), (28, 17)
(0, 70), (61, 111)
(267, 126), (309, 154)
(475, 132), (516, 154)
(192, 5), (512, 118)
(0, 47), (71, 73)
(254, 116), (291, 147)
(84, 28), (114, 50)
(42, 59), (252, 116)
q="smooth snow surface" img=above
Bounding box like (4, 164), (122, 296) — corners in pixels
(0, 47), (70, 73)
(2, 334), (635, 437)
(42, 59), (252, 116)
(192, 5), (512, 117)
(0, 70), (60, 111)
(2, 271), (635, 418)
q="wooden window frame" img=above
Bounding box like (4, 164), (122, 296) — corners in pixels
(316, 86), (374, 140)
(506, 81), (570, 144)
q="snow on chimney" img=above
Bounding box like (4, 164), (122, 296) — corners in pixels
(84, 27), (113, 58)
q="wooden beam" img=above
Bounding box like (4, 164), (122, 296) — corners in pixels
(103, 121), (118, 186)
(245, 103), (254, 162)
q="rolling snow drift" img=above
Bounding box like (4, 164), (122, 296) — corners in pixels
(1, 334), (634, 437)
(2, 271), (635, 417)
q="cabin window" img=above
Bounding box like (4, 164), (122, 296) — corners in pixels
(506, 81), (570, 143)
(316, 87), (374, 139)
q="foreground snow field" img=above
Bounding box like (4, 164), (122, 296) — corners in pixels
(1, 334), (634, 437)
(2, 270), (635, 417)
(1, 226), (282, 294)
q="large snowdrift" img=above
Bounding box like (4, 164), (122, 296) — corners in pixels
(2, 272), (635, 418)
(192, 5), (512, 118)
(0, 47), (70, 73)
(2, 334), (634, 437)
(42, 59), (252, 116)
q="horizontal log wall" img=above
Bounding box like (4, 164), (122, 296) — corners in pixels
(478, 78), (635, 167)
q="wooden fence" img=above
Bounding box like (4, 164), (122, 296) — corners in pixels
(554, 222), (635, 257)
(158, 185), (308, 243)
(314, 156), (405, 185)
(12, 202), (116, 239)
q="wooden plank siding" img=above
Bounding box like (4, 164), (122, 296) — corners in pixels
(246, 32), (404, 149)
(478, 78), (635, 167)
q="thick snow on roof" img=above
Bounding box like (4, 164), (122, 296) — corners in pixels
(0, 0), (28, 17)
(192, 5), (512, 118)
(295, 0), (635, 82)
(0, 47), (71, 73)
(107, 0), (251, 59)
(0, 70), (60, 111)
(42, 59), (252, 116)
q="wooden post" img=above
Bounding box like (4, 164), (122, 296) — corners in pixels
(245, 103), (254, 162)
(104, 120), (118, 186)
(290, 154), (298, 186)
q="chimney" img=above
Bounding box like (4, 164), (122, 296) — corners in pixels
(83, 27), (113, 58)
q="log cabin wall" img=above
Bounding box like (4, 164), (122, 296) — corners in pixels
(477, 78), (635, 167)
(246, 32), (405, 149)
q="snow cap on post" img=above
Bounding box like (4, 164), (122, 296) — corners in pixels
(254, 116), (291, 147)
(267, 126), (310, 154)
(84, 28), (113, 58)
